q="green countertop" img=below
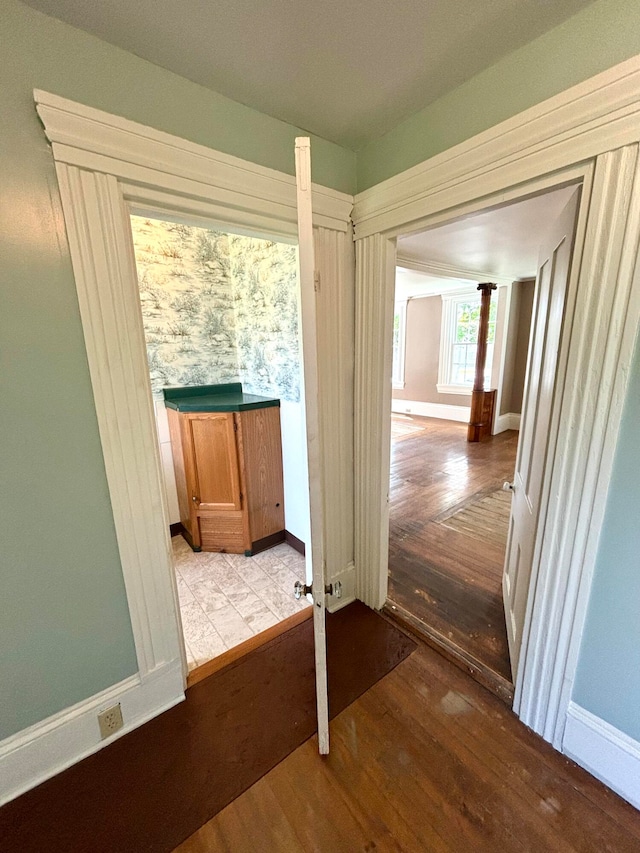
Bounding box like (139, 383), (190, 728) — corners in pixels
(163, 383), (280, 413)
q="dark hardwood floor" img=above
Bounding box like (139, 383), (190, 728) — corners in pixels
(0, 604), (414, 853)
(176, 637), (640, 852)
(387, 414), (518, 698)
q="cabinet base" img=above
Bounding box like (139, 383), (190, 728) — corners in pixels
(246, 529), (286, 557)
(171, 524), (295, 558)
(170, 523), (201, 552)
(186, 530), (202, 552)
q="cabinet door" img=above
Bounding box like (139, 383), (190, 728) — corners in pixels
(238, 407), (285, 543)
(185, 412), (242, 512)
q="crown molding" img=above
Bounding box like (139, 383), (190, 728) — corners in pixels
(353, 54), (640, 238)
(34, 89), (353, 233)
(396, 254), (515, 286)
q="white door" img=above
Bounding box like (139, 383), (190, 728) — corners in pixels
(503, 188), (581, 680)
(294, 138), (330, 754)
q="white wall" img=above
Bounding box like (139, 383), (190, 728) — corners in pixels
(154, 400), (181, 525)
(279, 400), (311, 545)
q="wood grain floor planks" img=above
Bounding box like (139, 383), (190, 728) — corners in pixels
(176, 639), (640, 852)
(0, 603), (415, 853)
(387, 415), (519, 693)
(438, 488), (511, 547)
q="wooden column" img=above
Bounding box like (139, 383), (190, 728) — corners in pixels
(467, 282), (497, 442)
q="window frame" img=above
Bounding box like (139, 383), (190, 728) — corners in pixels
(437, 287), (495, 395)
(391, 299), (407, 389)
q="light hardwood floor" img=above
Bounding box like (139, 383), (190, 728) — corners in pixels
(175, 634), (640, 852)
(387, 415), (518, 699)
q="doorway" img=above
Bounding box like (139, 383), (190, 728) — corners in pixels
(129, 213), (312, 678)
(385, 184), (580, 699)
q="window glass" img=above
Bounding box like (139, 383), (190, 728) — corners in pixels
(449, 297), (496, 387)
(392, 303), (406, 387)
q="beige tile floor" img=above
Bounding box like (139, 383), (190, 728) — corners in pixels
(172, 535), (310, 670)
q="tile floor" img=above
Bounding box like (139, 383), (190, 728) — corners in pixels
(172, 535), (310, 670)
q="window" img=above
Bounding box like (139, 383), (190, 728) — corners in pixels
(392, 300), (407, 388)
(437, 290), (497, 394)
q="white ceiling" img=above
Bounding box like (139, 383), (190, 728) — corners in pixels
(23, 0), (594, 149)
(396, 185), (576, 299)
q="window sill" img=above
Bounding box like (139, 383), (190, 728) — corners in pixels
(436, 384), (473, 396)
(392, 381), (405, 390)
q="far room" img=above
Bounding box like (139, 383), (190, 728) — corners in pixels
(130, 214), (311, 676)
(387, 183), (580, 700)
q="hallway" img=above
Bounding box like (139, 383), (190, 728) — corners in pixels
(176, 635), (640, 852)
(387, 414), (518, 698)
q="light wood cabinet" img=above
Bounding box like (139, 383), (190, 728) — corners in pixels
(166, 405), (285, 554)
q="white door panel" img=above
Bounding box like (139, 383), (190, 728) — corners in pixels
(295, 138), (330, 754)
(503, 188), (581, 680)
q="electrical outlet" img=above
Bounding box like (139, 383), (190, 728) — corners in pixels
(97, 703), (124, 739)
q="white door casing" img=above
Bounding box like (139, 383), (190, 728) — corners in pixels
(503, 188), (581, 679)
(352, 52), (640, 751)
(519, 145), (640, 745)
(354, 233), (397, 608)
(315, 223), (356, 608)
(295, 138), (329, 754)
(3, 90), (353, 805)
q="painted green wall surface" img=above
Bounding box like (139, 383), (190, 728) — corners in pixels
(357, 0), (640, 191)
(572, 337), (640, 742)
(2, 1), (355, 194)
(0, 0), (352, 741)
(0, 22), (139, 737)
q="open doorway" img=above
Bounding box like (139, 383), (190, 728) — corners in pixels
(386, 184), (580, 700)
(130, 214), (311, 679)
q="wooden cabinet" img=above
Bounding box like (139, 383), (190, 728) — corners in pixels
(167, 406), (285, 554)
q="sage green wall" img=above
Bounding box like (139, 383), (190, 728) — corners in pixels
(572, 336), (640, 742)
(0, 0), (354, 741)
(357, 0), (640, 190)
(2, 0), (355, 194)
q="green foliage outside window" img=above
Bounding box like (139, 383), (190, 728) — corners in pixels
(451, 297), (497, 386)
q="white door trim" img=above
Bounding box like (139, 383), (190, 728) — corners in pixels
(295, 138), (329, 753)
(35, 89), (352, 234)
(395, 255), (514, 287)
(354, 233), (397, 608)
(23, 91), (353, 798)
(352, 53), (640, 751)
(353, 54), (640, 239)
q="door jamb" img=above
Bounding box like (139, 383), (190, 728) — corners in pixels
(352, 55), (640, 749)
(33, 90), (354, 707)
(355, 163), (591, 646)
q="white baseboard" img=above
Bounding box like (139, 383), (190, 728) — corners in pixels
(0, 660), (184, 806)
(563, 702), (640, 810)
(493, 412), (521, 434)
(326, 561), (356, 613)
(391, 398), (470, 423)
